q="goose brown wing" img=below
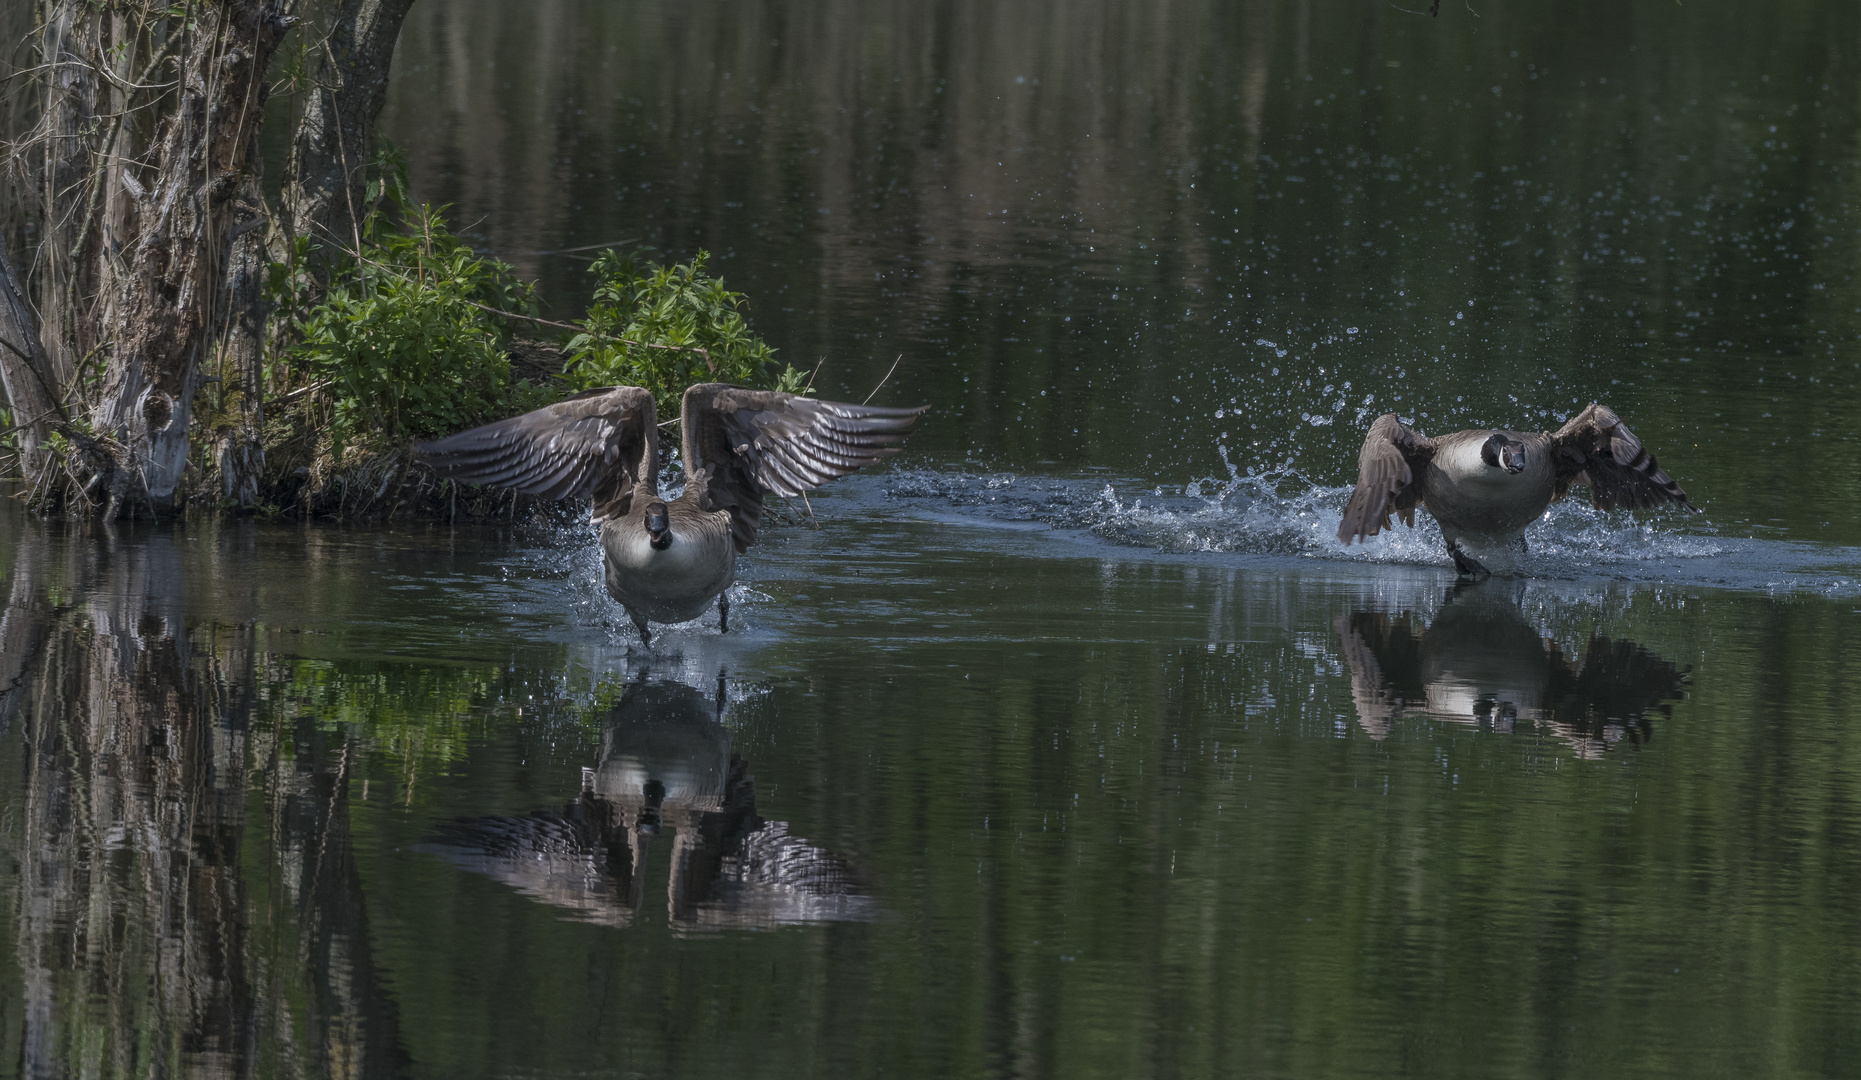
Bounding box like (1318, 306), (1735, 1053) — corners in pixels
(415, 386), (656, 519)
(1549, 403), (1697, 512)
(1338, 413), (1434, 544)
(681, 383), (928, 552)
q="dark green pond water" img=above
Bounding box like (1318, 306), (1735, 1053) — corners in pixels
(7, 1), (1861, 1077)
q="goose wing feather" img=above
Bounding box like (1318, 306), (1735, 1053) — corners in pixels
(1549, 403), (1698, 512)
(1338, 413), (1434, 544)
(681, 383), (928, 552)
(415, 386), (656, 520)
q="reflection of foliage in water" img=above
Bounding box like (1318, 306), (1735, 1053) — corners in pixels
(279, 658), (632, 803)
(284, 660), (503, 774)
(0, 528), (622, 1076)
(6, 498), (1861, 1075)
(0, 539), (404, 1077)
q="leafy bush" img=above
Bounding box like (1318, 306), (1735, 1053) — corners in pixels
(271, 152), (806, 461)
(274, 189), (547, 444)
(564, 249), (806, 415)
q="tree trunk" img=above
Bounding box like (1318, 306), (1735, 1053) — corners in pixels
(283, 0), (419, 255)
(6, 0), (418, 513)
(0, 250), (62, 484)
(86, 0), (292, 509)
(32, 0), (97, 395)
(215, 158), (270, 509)
(0, 0), (39, 263)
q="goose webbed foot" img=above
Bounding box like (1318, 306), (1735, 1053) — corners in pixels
(718, 591), (730, 634)
(629, 610), (653, 646)
(1445, 538), (1489, 579)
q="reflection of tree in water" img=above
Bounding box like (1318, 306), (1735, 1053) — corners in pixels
(420, 678), (875, 931)
(0, 525), (402, 1078)
(1335, 581), (1689, 758)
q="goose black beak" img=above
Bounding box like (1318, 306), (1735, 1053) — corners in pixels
(1480, 434), (1528, 475)
(645, 502), (672, 550)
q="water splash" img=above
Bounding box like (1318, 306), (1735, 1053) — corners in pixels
(886, 466), (1718, 568)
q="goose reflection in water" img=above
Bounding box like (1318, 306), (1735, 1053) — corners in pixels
(1335, 581), (1689, 757)
(420, 677), (875, 931)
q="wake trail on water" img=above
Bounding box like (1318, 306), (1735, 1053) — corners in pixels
(487, 458), (1861, 652)
(881, 467), (1861, 597)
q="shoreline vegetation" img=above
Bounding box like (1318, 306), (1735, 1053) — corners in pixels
(0, 0), (807, 523)
(241, 176), (811, 524)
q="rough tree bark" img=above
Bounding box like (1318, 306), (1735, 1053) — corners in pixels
(283, 0), (419, 253)
(5, 0), (417, 512)
(83, 0), (293, 510)
(202, 0), (416, 506)
(31, 1), (97, 394)
(0, 251), (62, 482)
(0, 0), (32, 255)
(214, 158), (270, 507)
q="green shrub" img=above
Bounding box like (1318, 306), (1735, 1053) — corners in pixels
(564, 249), (806, 415)
(271, 154), (806, 457)
(275, 194), (547, 444)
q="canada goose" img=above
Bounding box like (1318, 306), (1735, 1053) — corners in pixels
(418, 382), (928, 643)
(1337, 402), (1698, 576)
(1334, 580), (1687, 756)
(417, 677), (875, 929)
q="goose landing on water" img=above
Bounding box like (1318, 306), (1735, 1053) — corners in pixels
(1337, 402), (1699, 577)
(418, 383), (927, 644)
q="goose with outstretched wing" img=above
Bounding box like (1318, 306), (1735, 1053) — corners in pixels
(1337, 403), (1698, 576)
(418, 383), (927, 643)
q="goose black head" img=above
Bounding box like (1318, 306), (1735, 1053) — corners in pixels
(1480, 434), (1527, 475)
(645, 501), (672, 550)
